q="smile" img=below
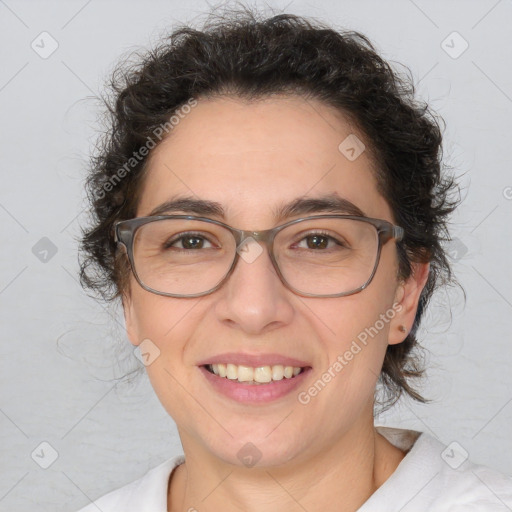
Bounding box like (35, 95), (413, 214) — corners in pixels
(205, 363), (304, 384)
(197, 352), (312, 403)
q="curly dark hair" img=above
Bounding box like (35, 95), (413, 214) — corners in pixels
(79, 4), (461, 410)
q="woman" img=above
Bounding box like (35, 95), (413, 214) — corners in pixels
(77, 7), (512, 511)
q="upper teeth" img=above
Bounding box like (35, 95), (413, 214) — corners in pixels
(209, 363), (302, 383)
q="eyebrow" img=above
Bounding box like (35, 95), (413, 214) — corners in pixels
(147, 193), (366, 222)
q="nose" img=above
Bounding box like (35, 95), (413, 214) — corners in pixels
(213, 239), (295, 335)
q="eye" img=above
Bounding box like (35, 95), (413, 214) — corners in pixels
(164, 232), (216, 250)
(294, 232), (344, 250)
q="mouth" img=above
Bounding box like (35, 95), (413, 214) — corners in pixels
(198, 357), (312, 404)
(203, 363), (307, 385)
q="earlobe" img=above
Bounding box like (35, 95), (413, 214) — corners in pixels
(388, 262), (430, 345)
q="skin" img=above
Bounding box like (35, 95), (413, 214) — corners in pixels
(122, 95), (429, 512)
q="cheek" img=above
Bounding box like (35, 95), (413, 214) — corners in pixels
(127, 289), (201, 383)
(323, 297), (391, 373)
(315, 258), (399, 392)
(128, 283), (196, 341)
(299, 302), (392, 430)
(319, 284), (395, 355)
(128, 293), (204, 420)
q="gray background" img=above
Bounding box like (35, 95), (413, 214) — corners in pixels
(1, 0), (511, 510)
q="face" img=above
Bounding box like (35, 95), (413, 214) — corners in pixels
(122, 95), (427, 468)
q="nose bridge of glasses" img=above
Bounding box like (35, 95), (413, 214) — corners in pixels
(231, 229), (275, 270)
(236, 228), (273, 247)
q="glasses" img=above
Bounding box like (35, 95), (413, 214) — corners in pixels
(114, 214), (404, 298)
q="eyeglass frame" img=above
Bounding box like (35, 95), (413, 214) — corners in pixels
(114, 214), (404, 299)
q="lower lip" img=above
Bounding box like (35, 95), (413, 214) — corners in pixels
(199, 366), (311, 404)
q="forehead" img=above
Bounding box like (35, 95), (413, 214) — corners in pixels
(137, 95), (392, 226)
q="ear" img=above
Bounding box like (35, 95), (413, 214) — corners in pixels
(388, 262), (430, 346)
(121, 292), (141, 347)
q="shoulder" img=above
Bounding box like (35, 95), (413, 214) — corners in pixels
(361, 427), (512, 511)
(75, 455), (185, 512)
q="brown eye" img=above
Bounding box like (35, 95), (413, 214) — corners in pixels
(179, 236), (207, 249)
(294, 232), (344, 250)
(305, 234), (329, 249)
(164, 233), (215, 250)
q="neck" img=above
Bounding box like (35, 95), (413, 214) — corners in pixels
(168, 421), (405, 512)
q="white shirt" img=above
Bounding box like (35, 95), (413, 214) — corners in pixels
(76, 426), (512, 511)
